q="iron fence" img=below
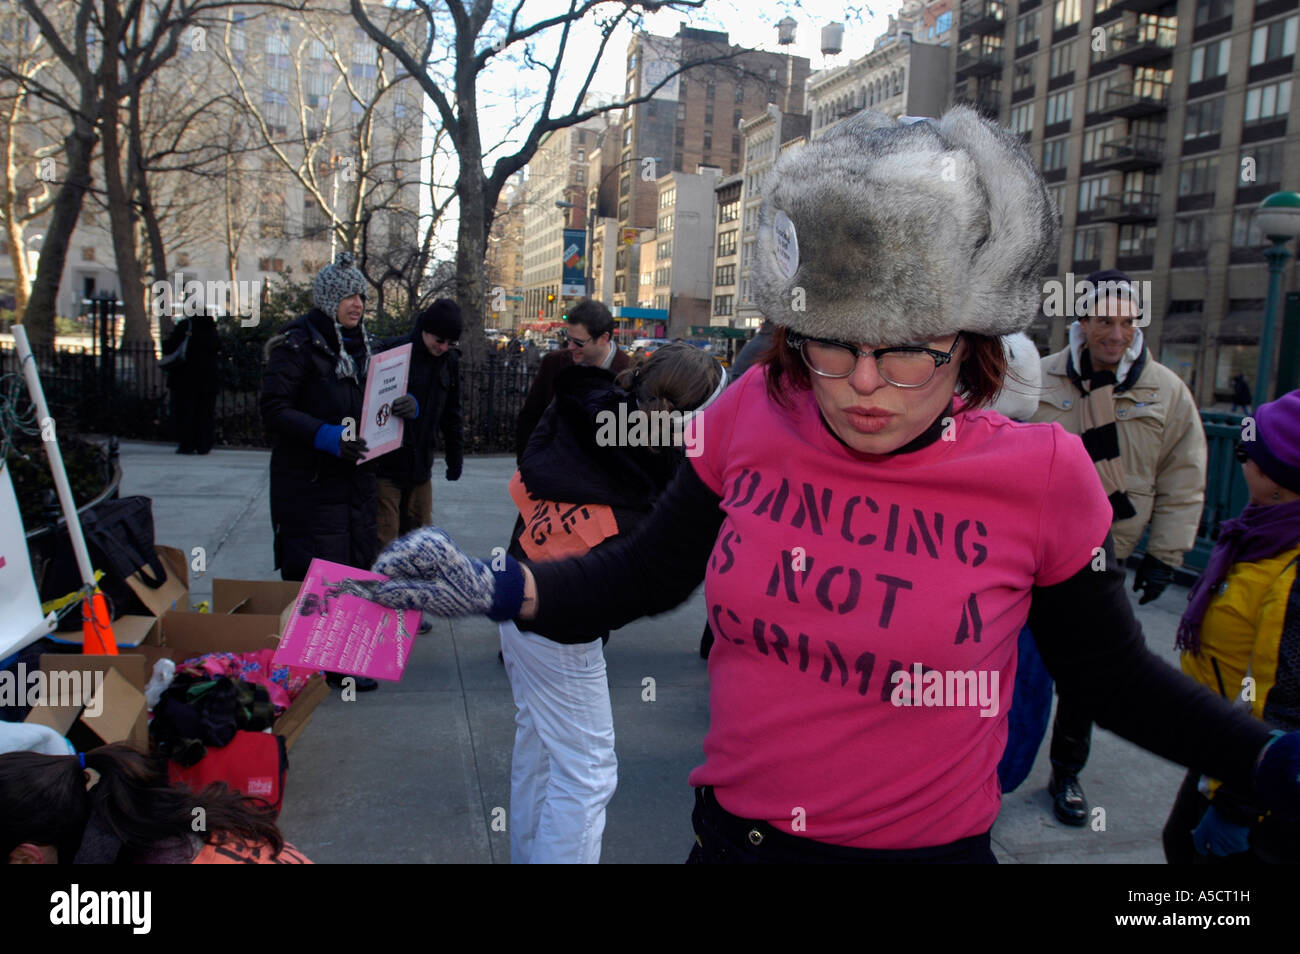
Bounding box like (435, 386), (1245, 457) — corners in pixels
(1, 342), (538, 455)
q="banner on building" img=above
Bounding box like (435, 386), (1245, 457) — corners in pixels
(640, 35), (681, 102)
(561, 229), (587, 298)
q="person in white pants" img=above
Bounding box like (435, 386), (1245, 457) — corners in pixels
(499, 621), (616, 864)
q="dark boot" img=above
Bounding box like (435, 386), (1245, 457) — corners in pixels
(1048, 769), (1089, 827)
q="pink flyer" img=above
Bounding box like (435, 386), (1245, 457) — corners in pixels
(273, 558), (421, 682)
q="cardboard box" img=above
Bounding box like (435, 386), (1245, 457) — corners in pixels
(34, 566), (324, 753)
(25, 656), (149, 752)
(48, 545), (190, 648)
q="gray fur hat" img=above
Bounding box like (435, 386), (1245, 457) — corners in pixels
(753, 106), (1058, 345)
(313, 250), (367, 320)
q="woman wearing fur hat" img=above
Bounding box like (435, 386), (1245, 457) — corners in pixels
(260, 252), (380, 691)
(1163, 390), (1300, 864)
(361, 109), (1300, 861)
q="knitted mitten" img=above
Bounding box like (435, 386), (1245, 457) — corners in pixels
(369, 527), (523, 621)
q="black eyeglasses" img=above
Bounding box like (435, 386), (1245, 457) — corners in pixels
(791, 333), (961, 388)
(561, 331), (591, 348)
(1235, 443), (1250, 463)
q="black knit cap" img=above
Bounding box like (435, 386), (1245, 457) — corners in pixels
(418, 299), (463, 340)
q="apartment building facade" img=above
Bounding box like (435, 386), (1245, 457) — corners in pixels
(613, 25), (810, 308)
(953, 0), (1299, 403)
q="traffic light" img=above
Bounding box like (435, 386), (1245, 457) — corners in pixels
(546, 293), (555, 302)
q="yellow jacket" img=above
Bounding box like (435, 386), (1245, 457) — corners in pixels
(1182, 544), (1300, 728)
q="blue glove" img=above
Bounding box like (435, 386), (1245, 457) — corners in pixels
(368, 527), (524, 621)
(1191, 805), (1251, 857)
(314, 423), (344, 457)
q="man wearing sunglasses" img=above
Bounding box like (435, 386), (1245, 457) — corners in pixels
(515, 299), (630, 462)
(1031, 269), (1207, 827)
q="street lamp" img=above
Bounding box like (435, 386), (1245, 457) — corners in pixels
(1252, 191), (1300, 406)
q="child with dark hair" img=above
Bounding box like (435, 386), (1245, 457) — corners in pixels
(2, 744), (309, 864)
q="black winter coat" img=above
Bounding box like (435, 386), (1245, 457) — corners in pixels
(374, 330), (464, 485)
(162, 315), (220, 393)
(508, 364), (684, 643)
(259, 309), (378, 581)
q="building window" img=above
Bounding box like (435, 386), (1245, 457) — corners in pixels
(1049, 41), (1075, 78)
(1240, 141), (1285, 189)
(1190, 38), (1230, 83)
(81, 246), (95, 261)
(659, 187), (676, 209)
(1042, 136), (1069, 171)
(1010, 102), (1034, 135)
(1118, 224), (1156, 257)
(658, 212), (673, 233)
(620, 174), (630, 196)
(1231, 207), (1266, 248)
(1090, 21), (1125, 64)
(714, 294), (734, 316)
(1078, 175), (1110, 213)
(719, 197), (739, 223)
(733, 108), (743, 128)
(1250, 16), (1297, 66)
(1085, 72), (1120, 114)
(706, 81), (715, 100)
(1014, 58), (1035, 91)
(716, 264), (736, 286)
(657, 239), (673, 260)
(1017, 11), (1039, 47)
(1244, 79), (1292, 124)
(735, 82), (745, 103)
(1073, 225), (1104, 260)
(731, 134), (740, 154)
(1184, 96), (1224, 140)
(1048, 184), (1066, 219)
(1178, 156), (1218, 197)
(1081, 124), (1117, 163)
(1046, 90), (1074, 125)
(1194, 0), (1231, 25)
(1054, 0), (1081, 28)
(624, 125), (634, 146)
(718, 229), (737, 256)
(1173, 214), (1210, 251)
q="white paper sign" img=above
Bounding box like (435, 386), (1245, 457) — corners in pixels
(358, 343), (412, 463)
(0, 464), (55, 659)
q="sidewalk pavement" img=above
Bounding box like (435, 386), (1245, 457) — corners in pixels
(120, 441), (1194, 864)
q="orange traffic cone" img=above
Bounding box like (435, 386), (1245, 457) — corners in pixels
(82, 591), (119, 655)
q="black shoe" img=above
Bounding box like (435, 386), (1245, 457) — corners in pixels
(325, 671), (379, 692)
(1048, 771), (1089, 827)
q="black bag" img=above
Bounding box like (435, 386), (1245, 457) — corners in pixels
(38, 496), (171, 630)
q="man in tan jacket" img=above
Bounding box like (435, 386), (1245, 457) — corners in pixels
(1030, 269), (1207, 826)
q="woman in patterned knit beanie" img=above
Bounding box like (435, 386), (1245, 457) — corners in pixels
(259, 251), (382, 692)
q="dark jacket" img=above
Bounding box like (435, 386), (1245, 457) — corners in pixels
(259, 309), (378, 580)
(729, 323), (773, 382)
(509, 364), (683, 643)
(162, 315), (220, 393)
(374, 330), (464, 485)
(515, 346), (630, 462)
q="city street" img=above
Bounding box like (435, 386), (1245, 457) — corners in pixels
(121, 440), (1194, 864)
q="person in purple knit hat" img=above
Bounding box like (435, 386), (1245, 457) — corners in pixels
(1164, 390), (1300, 863)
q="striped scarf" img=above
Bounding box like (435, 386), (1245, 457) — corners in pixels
(1066, 324), (1146, 521)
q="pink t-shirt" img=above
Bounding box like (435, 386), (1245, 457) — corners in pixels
(687, 368), (1112, 849)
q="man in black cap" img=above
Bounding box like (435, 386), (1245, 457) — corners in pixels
(375, 299), (465, 551)
(1031, 268), (1207, 826)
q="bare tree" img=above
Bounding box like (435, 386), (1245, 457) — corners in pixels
(348, 0), (822, 364)
(0, 0), (214, 347)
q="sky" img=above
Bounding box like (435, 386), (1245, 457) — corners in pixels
(423, 0), (894, 245)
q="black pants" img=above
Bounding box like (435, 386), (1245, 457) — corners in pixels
(1049, 692), (1091, 776)
(172, 388), (216, 454)
(685, 787), (996, 864)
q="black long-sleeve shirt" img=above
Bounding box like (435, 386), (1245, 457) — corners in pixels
(528, 460), (1275, 798)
